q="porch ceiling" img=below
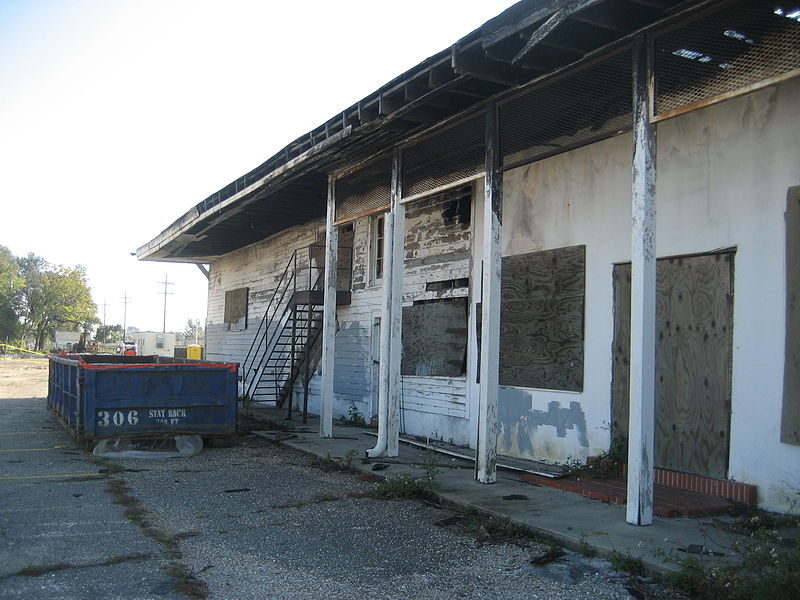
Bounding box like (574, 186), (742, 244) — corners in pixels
(137, 0), (691, 263)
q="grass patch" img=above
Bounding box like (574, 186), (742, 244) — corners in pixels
(272, 493), (343, 509)
(2, 553), (151, 579)
(609, 551), (646, 576)
(239, 414), (292, 432)
(166, 563), (209, 600)
(369, 474), (436, 502)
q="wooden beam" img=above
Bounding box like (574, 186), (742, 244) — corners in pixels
(452, 44), (521, 86)
(320, 175), (338, 439)
(482, 0), (568, 49)
(195, 263), (210, 279)
(626, 35), (656, 526)
(476, 101), (502, 484)
(512, 0), (604, 65)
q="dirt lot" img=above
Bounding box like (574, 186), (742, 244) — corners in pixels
(0, 358), (48, 399)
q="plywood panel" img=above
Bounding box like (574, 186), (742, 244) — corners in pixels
(500, 245), (585, 391)
(612, 251), (734, 479)
(782, 186), (800, 445)
(401, 299), (468, 377)
(223, 287), (248, 331)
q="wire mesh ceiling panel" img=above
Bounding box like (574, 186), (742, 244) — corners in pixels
(654, 0), (800, 118)
(499, 49), (633, 170)
(335, 153), (392, 223)
(402, 112), (485, 200)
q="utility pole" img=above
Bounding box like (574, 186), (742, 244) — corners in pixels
(121, 292), (132, 342)
(158, 274), (174, 333)
(99, 300), (109, 327)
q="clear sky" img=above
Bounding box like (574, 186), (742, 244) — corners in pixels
(0, 0), (517, 334)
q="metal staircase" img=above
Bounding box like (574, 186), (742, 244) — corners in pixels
(242, 243), (351, 420)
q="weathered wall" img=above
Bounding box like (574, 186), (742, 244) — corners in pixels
(499, 77), (800, 512)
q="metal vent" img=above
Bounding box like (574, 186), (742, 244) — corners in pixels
(335, 153), (392, 223)
(654, 1), (800, 117)
(402, 113), (485, 199)
(499, 49), (632, 170)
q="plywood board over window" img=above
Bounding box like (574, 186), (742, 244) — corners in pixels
(224, 287), (249, 331)
(401, 298), (467, 377)
(500, 245), (585, 391)
(612, 251), (734, 479)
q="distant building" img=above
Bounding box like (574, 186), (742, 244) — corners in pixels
(129, 331), (176, 357)
(53, 331), (81, 350)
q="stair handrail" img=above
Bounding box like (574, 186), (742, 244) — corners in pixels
(241, 247), (299, 393)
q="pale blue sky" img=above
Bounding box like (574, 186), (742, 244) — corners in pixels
(0, 0), (517, 333)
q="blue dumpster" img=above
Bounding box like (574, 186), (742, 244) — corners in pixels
(47, 354), (238, 444)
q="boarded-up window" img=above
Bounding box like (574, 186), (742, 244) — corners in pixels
(224, 287), (248, 331)
(500, 245), (585, 391)
(402, 298), (467, 377)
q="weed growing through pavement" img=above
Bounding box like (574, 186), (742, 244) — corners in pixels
(578, 534), (598, 557)
(370, 474), (435, 502)
(339, 403), (366, 426)
(609, 551), (646, 576)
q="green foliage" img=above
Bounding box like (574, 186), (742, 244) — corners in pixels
(564, 436), (627, 479)
(11, 252), (98, 350)
(370, 475), (434, 501)
(339, 403), (366, 426)
(667, 529), (800, 599)
(609, 551), (646, 576)
(0, 245), (22, 341)
(95, 324), (124, 343)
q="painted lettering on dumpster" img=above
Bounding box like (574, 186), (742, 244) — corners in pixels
(148, 408), (187, 425)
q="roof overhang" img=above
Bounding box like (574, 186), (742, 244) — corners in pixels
(137, 0), (701, 263)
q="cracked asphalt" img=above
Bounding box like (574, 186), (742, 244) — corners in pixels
(1, 360), (650, 599)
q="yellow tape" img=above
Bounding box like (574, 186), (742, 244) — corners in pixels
(0, 343), (48, 357)
(0, 445), (73, 452)
(0, 473), (104, 480)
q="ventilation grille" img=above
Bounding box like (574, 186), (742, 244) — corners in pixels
(335, 153), (392, 223)
(500, 49), (632, 170)
(402, 113), (485, 199)
(654, 1), (800, 117)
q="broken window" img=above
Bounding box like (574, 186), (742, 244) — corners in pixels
(500, 245), (585, 391)
(224, 287), (248, 331)
(371, 214), (385, 284)
(401, 298), (468, 377)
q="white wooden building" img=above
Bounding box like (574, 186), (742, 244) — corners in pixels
(139, 0), (800, 516)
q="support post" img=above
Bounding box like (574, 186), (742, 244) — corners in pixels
(626, 35), (657, 526)
(476, 101), (502, 484)
(367, 148), (403, 458)
(320, 175), (338, 439)
(386, 149), (405, 457)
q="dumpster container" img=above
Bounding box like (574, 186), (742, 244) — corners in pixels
(47, 354), (238, 444)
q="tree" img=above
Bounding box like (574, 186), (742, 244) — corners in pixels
(184, 318), (204, 344)
(96, 324), (124, 343)
(17, 254), (98, 351)
(0, 245), (21, 342)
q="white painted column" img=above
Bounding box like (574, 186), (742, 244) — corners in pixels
(626, 36), (657, 525)
(386, 149), (405, 457)
(476, 102), (502, 484)
(367, 148), (403, 458)
(320, 175), (338, 439)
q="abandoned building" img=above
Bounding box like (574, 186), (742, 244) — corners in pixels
(138, 0), (800, 518)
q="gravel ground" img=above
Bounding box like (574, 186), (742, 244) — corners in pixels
(2, 361), (679, 599)
(115, 437), (641, 599)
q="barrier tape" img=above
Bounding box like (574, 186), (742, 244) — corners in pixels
(0, 343), (48, 357)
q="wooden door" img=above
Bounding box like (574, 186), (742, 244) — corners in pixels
(612, 251), (734, 479)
